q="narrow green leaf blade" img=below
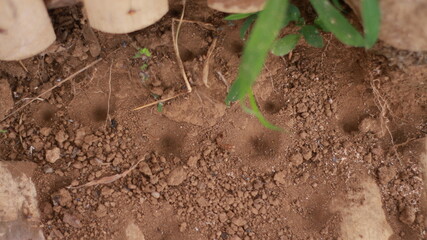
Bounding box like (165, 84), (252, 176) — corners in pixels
(226, 0), (289, 104)
(271, 34), (301, 56)
(247, 90), (282, 131)
(361, 0), (380, 48)
(240, 14), (257, 39)
(300, 25), (324, 48)
(225, 13), (255, 21)
(310, 0), (364, 47)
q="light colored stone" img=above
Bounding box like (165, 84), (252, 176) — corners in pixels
(46, 147), (61, 163)
(126, 222), (145, 240)
(166, 167), (187, 186)
(331, 177), (393, 240)
(345, 0), (427, 51)
(0, 79), (13, 120)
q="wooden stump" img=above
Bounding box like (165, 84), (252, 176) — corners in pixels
(207, 0), (265, 13)
(0, 0), (56, 61)
(83, 0), (169, 34)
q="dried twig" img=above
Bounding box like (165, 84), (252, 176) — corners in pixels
(216, 71), (229, 92)
(105, 62), (113, 128)
(202, 38), (218, 88)
(0, 58), (102, 123)
(133, 92), (187, 111)
(172, 0), (191, 93)
(18, 60), (28, 73)
(68, 159), (144, 189)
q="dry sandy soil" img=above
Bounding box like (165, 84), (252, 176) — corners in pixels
(0, 1), (426, 240)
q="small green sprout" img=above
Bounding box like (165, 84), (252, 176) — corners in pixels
(0, 129), (7, 134)
(133, 48), (152, 58)
(157, 102), (164, 112)
(140, 64), (148, 71)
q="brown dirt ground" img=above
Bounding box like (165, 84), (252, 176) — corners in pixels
(1, 1), (427, 240)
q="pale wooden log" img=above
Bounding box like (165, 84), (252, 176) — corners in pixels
(0, 0), (56, 61)
(207, 0), (265, 13)
(45, 0), (80, 9)
(83, 0), (168, 34)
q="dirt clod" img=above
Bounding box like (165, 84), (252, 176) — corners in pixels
(290, 153), (304, 166)
(166, 166), (187, 186)
(51, 189), (72, 207)
(45, 147), (61, 163)
(399, 206), (417, 225)
(378, 165), (397, 184)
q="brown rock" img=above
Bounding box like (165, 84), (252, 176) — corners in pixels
(231, 217), (247, 227)
(63, 212), (82, 228)
(74, 128), (87, 146)
(52, 189), (72, 207)
(95, 204), (107, 218)
(358, 117), (384, 137)
(166, 167), (187, 186)
(273, 171), (286, 185)
(290, 153), (304, 166)
(378, 166), (397, 184)
(139, 162), (152, 176)
(55, 130), (68, 144)
(40, 127), (52, 137)
(187, 155), (200, 168)
(46, 147), (61, 163)
(399, 206), (417, 225)
(0, 79), (13, 120)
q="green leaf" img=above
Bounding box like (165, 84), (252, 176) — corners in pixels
(242, 89), (282, 131)
(310, 0), (364, 47)
(226, 0), (289, 104)
(331, 0), (344, 11)
(240, 14), (258, 39)
(225, 13), (256, 21)
(157, 102), (164, 112)
(134, 48), (152, 58)
(0, 129), (7, 133)
(271, 34), (301, 56)
(314, 17), (330, 32)
(283, 4), (301, 27)
(300, 25), (324, 48)
(361, 0), (380, 48)
(140, 64), (148, 71)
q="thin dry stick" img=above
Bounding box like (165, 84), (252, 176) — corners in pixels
(177, 19), (216, 31)
(105, 62), (113, 128)
(18, 60), (28, 73)
(172, 0), (191, 93)
(68, 159), (144, 189)
(202, 38), (218, 88)
(133, 92), (188, 111)
(216, 71), (229, 92)
(0, 58), (102, 123)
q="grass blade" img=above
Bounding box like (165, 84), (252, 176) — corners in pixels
(271, 34), (301, 56)
(226, 0), (289, 104)
(242, 89), (282, 131)
(310, 0), (364, 47)
(300, 25), (324, 48)
(225, 13), (256, 21)
(361, 0), (380, 48)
